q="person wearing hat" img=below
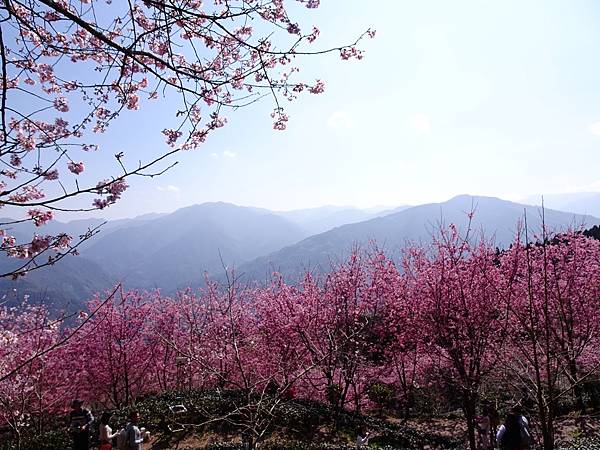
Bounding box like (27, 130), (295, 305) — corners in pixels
(68, 399), (94, 450)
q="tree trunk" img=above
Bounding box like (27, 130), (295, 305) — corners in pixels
(536, 395), (556, 450)
(568, 359), (586, 413)
(403, 401), (410, 421)
(462, 390), (478, 450)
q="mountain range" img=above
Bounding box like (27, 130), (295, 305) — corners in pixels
(1, 195), (598, 311)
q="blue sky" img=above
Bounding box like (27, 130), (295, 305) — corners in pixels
(51, 0), (600, 220)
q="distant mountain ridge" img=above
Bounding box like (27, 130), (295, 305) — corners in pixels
(0, 255), (113, 311)
(522, 192), (600, 219)
(235, 195), (600, 283)
(0, 196), (596, 311)
(81, 202), (308, 291)
(275, 205), (411, 235)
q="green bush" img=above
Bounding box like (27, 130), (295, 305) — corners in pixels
(199, 443), (416, 450)
(326, 384), (342, 407)
(0, 389), (461, 449)
(368, 382), (396, 413)
(0, 430), (71, 450)
(558, 436), (600, 450)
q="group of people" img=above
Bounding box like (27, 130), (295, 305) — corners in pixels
(476, 405), (534, 450)
(69, 397), (533, 450)
(69, 399), (150, 450)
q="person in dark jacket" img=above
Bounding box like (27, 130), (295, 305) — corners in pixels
(68, 399), (94, 450)
(496, 413), (522, 450)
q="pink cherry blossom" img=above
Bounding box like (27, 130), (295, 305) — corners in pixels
(67, 161), (85, 175)
(27, 209), (54, 226)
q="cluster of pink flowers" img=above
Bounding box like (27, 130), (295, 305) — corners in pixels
(340, 46), (364, 60)
(271, 109), (290, 130)
(43, 169), (59, 180)
(287, 22), (301, 35)
(307, 26), (320, 43)
(162, 129), (183, 146)
(93, 179), (129, 209)
(53, 97), (69, 112)
(28, 235), (52, 255)
(308, 80), (325, 94)
(8, 186), (45, 204)
(27, 209), (54, 227)
(67, 161), (85, 175)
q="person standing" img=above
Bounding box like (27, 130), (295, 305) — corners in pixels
(476, 406), (492, 449)
(99, 412), (119, 450)
(489, 404), (500, 448)
(496, 413), (523, 450)
(512, 406), (533, 449)
(123, 410), (149, 450)
(68, 399), (94, 450)
(356, 428), (370, 448)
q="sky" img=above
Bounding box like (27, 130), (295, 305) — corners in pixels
(44, 0), (600, 220)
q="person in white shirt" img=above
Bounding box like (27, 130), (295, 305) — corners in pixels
(496, 413), (522, 450)
(98, 412), (118, 450)
(512, 406), (533, 449)
(476, 406), (492, 449)
(356, 429), (370, 448)
(124, 411), (149, 450)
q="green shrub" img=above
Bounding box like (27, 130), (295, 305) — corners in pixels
(368, 382), (396, 415)
(326, 384), (342, 407)
(558, 436), (600, 450)
(0, 389), (461, 450)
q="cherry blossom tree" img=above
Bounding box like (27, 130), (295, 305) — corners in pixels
(501, 229), (600, 450)
(159, 274), (313, 449)
(270, 251), (393, 416)
(71, 287), (163, 408)
(0, 300), (77, 449)
(0, 0), (373, 278)
(405, 225), (511, 450)
(541, 234), (600, 414)
(383, 260), (423, 420)
(0, 302), (50, 449)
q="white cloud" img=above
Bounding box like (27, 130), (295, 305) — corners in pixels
(327, 111), (353, 130)
(410, 113), (431, 134)
(210, 151), (237, 159)
(589, 121), (600, 136)
(157, 185), (180, 193)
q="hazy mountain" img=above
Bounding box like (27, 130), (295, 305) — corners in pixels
(0, 254), (114, 312)
(2, 196), (596, 310)
(0, 212), (168, 250)
(0, 204), (306, 308)
(81, 202), (308, 291)
(522, 192), (600, 218)
(0, 216), (104, 242)
(0, 215), (154, 311)
(236, 195), (600, 283)
(101, 212), (168, 232)
(371, 205), (412, 217)
(276, 205), (410, 235)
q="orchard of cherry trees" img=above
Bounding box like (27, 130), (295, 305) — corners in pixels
(2, 227), (600, 450)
